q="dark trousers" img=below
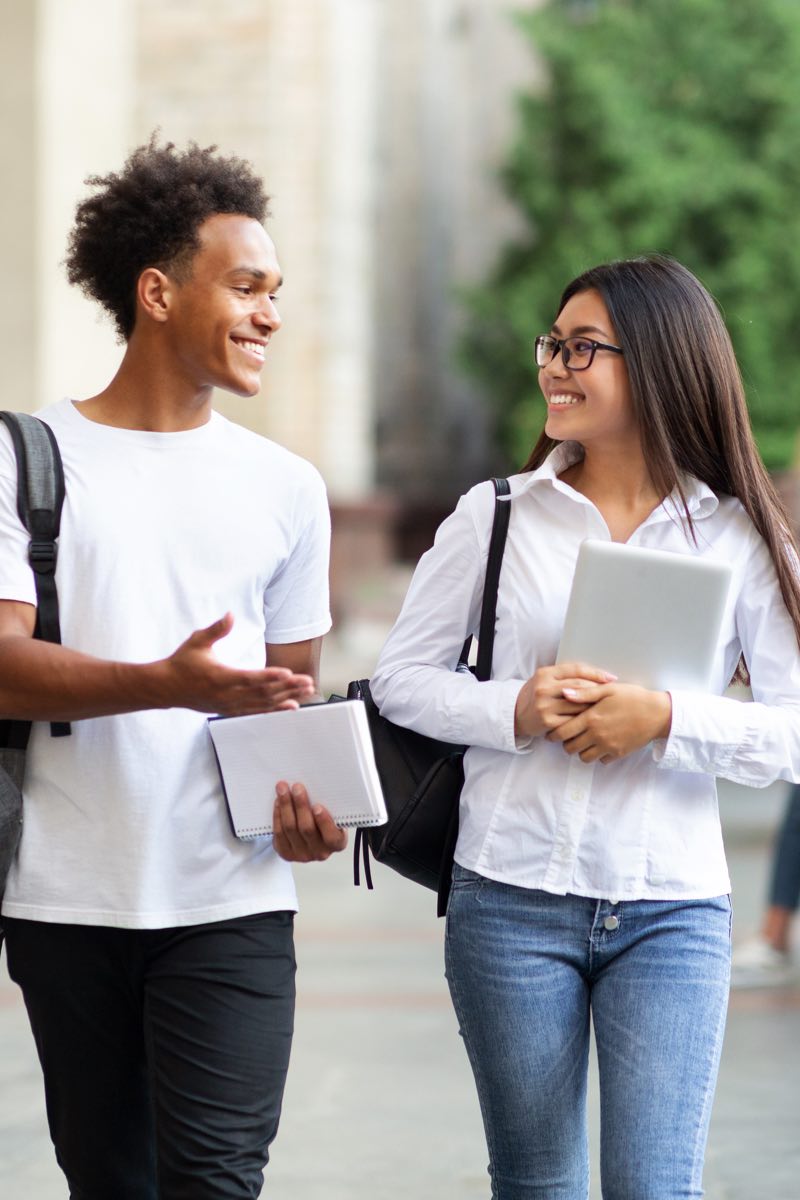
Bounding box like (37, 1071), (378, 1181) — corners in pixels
(4, 911), (296, 1200)
(769, 783), (800, 911)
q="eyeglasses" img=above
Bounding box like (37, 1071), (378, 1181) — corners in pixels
(534, 334), (624, 371)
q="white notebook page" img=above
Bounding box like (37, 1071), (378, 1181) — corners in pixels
(208, 700), (387, 838)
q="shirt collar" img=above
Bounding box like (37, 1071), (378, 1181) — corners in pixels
(508, 441), (720, 520)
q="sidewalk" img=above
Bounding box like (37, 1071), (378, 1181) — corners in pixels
(1, 778), (798, 1199)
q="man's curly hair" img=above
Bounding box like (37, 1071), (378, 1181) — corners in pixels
(65, 136), (270, 341)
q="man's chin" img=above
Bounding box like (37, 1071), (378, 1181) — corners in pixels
(220, 377), (263, 399)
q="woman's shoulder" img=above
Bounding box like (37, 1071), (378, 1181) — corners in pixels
(461, 472), (528, 514)
(452, 475), (521, 548)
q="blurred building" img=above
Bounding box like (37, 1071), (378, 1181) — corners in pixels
(1, 0), (542, 607)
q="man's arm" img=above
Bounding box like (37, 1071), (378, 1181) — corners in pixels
(266, 637), (322, 692)
(0, 602), (315, 721)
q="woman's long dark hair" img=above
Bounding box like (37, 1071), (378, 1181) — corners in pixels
(523, 254), (800, 658)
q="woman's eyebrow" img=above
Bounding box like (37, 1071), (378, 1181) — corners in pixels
(551, 322), (610, 337)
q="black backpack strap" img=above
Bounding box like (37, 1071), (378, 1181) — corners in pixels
(0, 412), (70, 737)
(475, 478), (511, 682)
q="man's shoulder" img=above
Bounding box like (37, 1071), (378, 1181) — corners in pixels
(214, 414), (326, 494)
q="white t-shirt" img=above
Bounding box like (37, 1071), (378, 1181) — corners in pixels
(0, 399), (332, 928)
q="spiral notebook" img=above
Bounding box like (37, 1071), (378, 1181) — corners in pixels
(208, 700), (387, 839)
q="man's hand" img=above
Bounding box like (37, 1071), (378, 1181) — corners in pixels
(0, 603), (317, 723)
(514, 661), (618, 740)
(272, 781), (348, 862)
(546, 682), (672, 763)
(157, 613), (315, 715)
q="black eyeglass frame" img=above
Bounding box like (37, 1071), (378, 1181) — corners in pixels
(534, 334), (624, 371)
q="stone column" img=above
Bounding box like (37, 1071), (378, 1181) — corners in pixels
(0, 0), (39, 411)
(36, 0), (136, 409)
(0, 0), (135, 415)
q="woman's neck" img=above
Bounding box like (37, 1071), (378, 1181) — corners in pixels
(560, 446), (665, 542)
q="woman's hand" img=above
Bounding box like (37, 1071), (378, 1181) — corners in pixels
(514, 662), (619, 741)
(546, 682), (672, 763)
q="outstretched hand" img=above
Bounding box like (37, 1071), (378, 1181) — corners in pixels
(158, 613), (316, 715)
(546, 682), (672, 763)
(272, 781), (348, 862)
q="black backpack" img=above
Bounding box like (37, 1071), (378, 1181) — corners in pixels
(0, 413), (68, 930)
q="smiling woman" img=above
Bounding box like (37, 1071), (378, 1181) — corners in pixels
(371, 254), (800, 1199)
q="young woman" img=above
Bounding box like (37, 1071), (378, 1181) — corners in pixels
(370, 255), (800, 1200)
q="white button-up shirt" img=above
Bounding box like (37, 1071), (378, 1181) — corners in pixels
(371, 443), (800, 900)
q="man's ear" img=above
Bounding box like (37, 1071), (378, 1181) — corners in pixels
(136, 268), (173, 324)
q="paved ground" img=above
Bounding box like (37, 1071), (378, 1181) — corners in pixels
(1, 777), (798, 1199)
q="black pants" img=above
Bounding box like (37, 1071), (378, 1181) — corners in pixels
(4, 911), (296, 1200)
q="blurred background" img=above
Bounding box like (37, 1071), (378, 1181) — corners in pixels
(1, 3), (799, 1194)
(5, 0), (799, 692)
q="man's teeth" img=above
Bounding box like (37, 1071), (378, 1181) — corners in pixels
(549, 394), (582, 406)
(236, 340), (265, 357)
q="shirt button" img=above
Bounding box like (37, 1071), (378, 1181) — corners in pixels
(603, 915), (619, 931)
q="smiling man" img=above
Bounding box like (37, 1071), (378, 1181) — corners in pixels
(0, 138), (345, 1199)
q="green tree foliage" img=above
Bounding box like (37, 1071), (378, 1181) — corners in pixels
(464, 0), (800, 470)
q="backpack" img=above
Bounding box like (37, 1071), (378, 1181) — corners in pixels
(0, 412), (69, 931)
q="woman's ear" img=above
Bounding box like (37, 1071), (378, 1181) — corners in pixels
(136, 267), (172, 325)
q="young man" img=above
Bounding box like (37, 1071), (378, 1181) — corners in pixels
(0, 138), (346, 1199)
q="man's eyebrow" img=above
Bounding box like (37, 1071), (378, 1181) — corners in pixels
(227, 267), (283, 288)
(550, 322), (610, 337)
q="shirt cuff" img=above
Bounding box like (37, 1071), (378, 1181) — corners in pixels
(653, 690), (740, 776)
(501, 679), (535, 754)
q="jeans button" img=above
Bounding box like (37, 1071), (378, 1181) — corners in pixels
(603, 915), (619, 931)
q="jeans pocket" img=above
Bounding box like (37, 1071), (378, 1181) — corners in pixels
(450, 863), (484, 891)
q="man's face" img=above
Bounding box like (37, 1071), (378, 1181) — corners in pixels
(164, 213), (283, 398)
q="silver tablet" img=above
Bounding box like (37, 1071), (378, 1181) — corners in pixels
(556, 539), (734, 692)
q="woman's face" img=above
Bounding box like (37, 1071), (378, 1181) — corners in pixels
(539, 288), (639, 453)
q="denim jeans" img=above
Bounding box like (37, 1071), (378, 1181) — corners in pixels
(445, 865), (731, 1200)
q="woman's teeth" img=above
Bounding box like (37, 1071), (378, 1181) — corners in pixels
(549, 394), (582, 406)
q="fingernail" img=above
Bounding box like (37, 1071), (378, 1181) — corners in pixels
(313, 805), (324, 818)
(291, 783), (303, 799)
(603, 673), (618, 681)
(563, 688), (579, 699)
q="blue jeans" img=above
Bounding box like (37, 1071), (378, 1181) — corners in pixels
(445, 865), (731, 1200)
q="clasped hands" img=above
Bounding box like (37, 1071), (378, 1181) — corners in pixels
(514, 661), (672, 765)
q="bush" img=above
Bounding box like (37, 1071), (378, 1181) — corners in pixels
(464, 0), (800, 471)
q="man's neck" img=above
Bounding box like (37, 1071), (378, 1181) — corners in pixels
(75, 345), (214, 432)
